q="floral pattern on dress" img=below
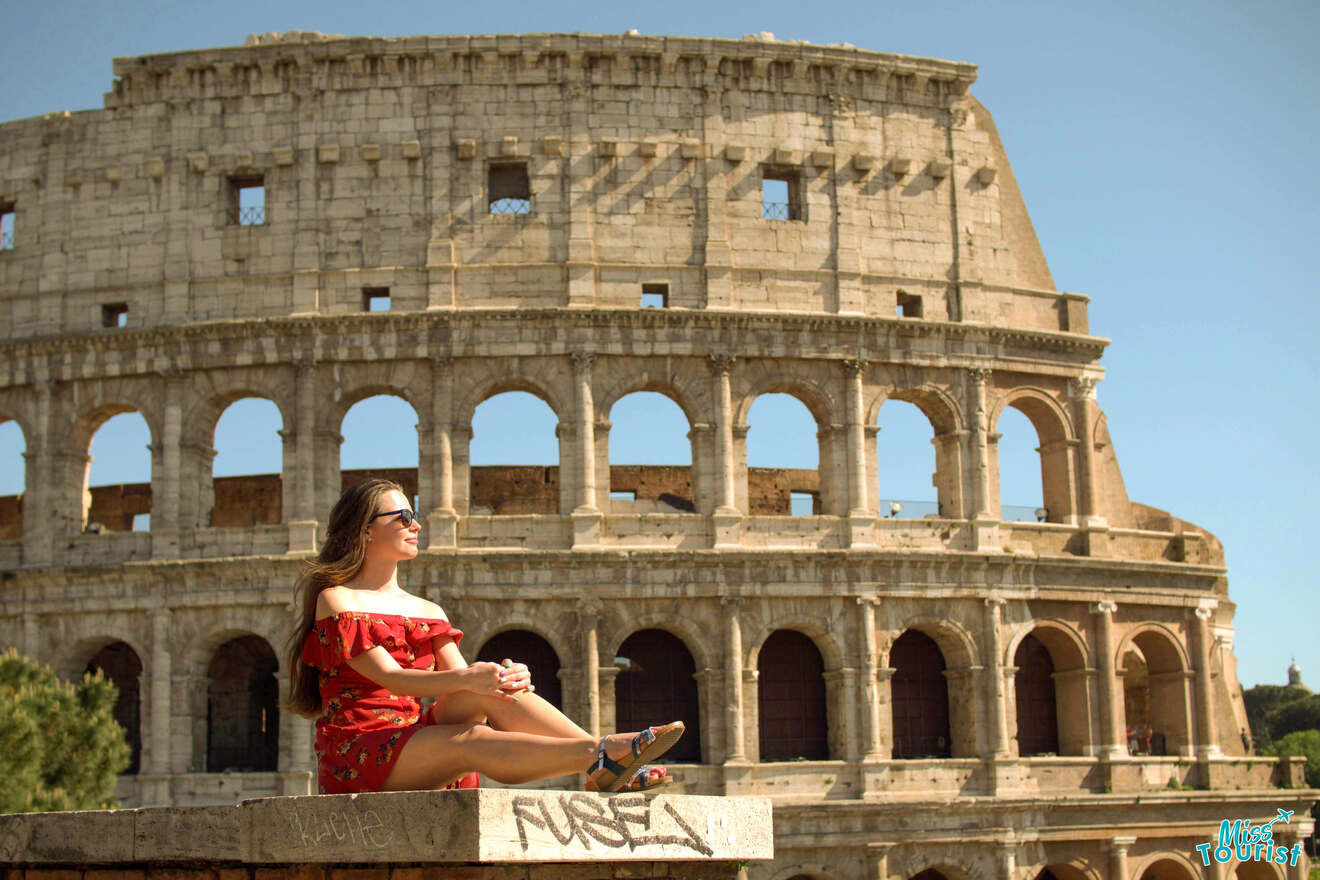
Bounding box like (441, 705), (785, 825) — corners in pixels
(301, 611), (478, 794)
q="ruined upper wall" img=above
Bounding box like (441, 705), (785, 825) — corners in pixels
(0, 32), (1078, 342)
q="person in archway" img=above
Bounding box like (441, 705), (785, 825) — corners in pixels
(284, 477), (683, 795)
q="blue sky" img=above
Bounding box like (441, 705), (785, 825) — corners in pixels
(0, 0), (1315, 689)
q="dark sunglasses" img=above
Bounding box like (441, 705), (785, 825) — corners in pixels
(369, 508), (416, 527)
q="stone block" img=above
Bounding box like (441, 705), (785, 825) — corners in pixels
(401, 140), (421, 159)
(133, 805), (243, 863)
(0, 809), (133, 864)
(318, 145), (340, 164)
(976, 165), (997, 184)
(456, 139), (476, 160)
(362, 144), (381, 162)
(273, 147), (294, 166)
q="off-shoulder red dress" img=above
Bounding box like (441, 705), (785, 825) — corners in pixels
(300, 611), (480, 794)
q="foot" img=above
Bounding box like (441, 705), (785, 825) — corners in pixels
(584, 764), (672, 792)
(586, 722), (685, 793)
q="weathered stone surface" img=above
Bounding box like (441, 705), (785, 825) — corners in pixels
(0, 791), (771, 867)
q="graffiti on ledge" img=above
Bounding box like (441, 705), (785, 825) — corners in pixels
(290, 806), (393, 850)
(512, 793), (715, 855)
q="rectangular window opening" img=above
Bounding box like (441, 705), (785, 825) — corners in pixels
(489, 163), (531, 215)
(229, 176), (266, 226)
(897, 291), (924, 319)
(102, 303), (128, 328)
(363, 287), (391, 312)
(761, 168), (803, 221)
(610, 490), (637, 502)
(132, 513), (150, 532)
(0, 205), (14, 250)
(641, 283), (669, 309)
(790, 491), (817, 517)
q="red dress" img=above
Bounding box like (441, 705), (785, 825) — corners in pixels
(300, 611), (480, 794)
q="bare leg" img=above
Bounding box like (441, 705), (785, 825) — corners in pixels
(382, 723), (645, 791)
(433, 689), (589, 740)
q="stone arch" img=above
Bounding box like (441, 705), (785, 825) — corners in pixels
(604, 387), (697, 514)
(53, 631), (150, 684)
(596, 368), (705, 430)
(1117, 623), (1193, 757)
(84, 640), (144, 775)
(330, 382), (425, 436)
(475, 628), (564, 711)
(71, 399), (158, 533)
(0, 405), (29, 541)
(604, 610), (715, 674)
(613, 627), (702, 763)
(205, 633), (280, 772)
(1027, 861), (1102, 880)
(768, 867), (835, 880)
(885, 616), (979, 758)
(990, 386), (1076, 524)
(743, 614), (844, 673)
(1006, 619), (1093, 756)
(902, 864), (980, 880)
(755, 628), (829, 760)
(463, 618), (573, 674)
(888, 629), (953, 759)
(191, 389), (288, 529)
(735, 375), (836, 428)
(873, 386), (965, 519)
(1230, 858), (1285, 880)
(453, 368), (568, 430)
(1131, 853), (1202, 880)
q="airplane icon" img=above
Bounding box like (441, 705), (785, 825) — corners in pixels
(1265, 808), (1294, 827)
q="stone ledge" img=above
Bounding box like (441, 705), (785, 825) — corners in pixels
(0, 790), (772, 866)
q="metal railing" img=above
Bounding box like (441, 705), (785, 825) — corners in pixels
(0, 231), (12, 249)
(233, 206), (265, 226)
(761, 201), (790, 220)
(490, 197), (532, 215)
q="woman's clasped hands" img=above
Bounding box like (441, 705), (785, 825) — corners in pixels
(465, 658), (534, 702)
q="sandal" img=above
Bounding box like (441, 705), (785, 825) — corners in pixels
(585, 764), (672, 793)
(587, 721), (685, 793)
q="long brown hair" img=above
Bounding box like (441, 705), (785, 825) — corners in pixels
(284, 477), (406, 718)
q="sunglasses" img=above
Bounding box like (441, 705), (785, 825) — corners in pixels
(369, 508), (417, 527)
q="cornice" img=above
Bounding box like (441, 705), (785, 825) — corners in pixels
(98, 33), (978, 114)
(0, 308), (1110, 385)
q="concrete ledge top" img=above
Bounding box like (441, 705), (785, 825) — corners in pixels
(0, 789), (773, 866)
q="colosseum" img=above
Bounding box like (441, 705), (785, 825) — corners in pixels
(0, 29), (1313, 880)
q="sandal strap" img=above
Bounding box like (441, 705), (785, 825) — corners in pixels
(631, 726), (658, 759)
(588, 739), (628, 778)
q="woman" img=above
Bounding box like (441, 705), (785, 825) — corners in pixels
(284, 478), (683, 794)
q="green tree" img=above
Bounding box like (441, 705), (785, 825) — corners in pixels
(0, 648), (130, 813)
(1243, 684), (1315, 747)
(1262, 729), (1320, 788)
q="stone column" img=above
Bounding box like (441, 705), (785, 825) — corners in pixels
(844, 359), (875, 547)
(152, 371), (183, 559)
(700, 84), (733, 310)
(571, 353), (603, 548)
(288, 359), (318, 552)
(826, 668), (860, 763)
(709, 354), (740, 546)
(858, 597), (883, 759)
(22, 378), (54, 565)
(426, 358), (458, 548)
(143, 607), (172, 805)
(865, 843), (891, 880)
(1192, 605), (1221, 758)
(577, 599), (602, 737)
(1090, 600), (1125, 758)
(968, 368), (998, 550)
(722, 597), (747, 762)
(1068, 378), (1102, 523)
(985, 596), (1011, 758)
(997, 841), (1017, 880)
(874, 666), (896, 760)
(1108, 836), (1135, 880)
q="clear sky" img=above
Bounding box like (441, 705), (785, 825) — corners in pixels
(0, 0), (1315, 690)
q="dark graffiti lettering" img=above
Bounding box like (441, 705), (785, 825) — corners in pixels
(512, 793), (713, 856)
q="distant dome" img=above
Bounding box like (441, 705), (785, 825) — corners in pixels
(1287, 658), (1303, 687)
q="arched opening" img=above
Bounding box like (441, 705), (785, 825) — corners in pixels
(746, 393), (820, 516)
(210, 397), (283, 527)
(1122, 630), (1191, 756)
(1014, 633), (1059, 756)
(909, 871), (952, 880)
(890, 630), (951, 759)
(86, 412), (152, 532)
(0, 419), (25, 540)
(606, 392), (695, 513)
(207, 636), (279, 772)
(85, 641), (143, 775)
(615, 629), (701, 762)
(341, 395), (419, 504)
(469, 391), (559, 514)
(1235, 861), (1281, 880)
(1032, 866), (1091, 880)
(1139, 858), (1198, 880)
(476, 630), (562, 711)
(757, 630), (828, 761)
(994, 406), (1045, 523)
(875, 399), (939, 518)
